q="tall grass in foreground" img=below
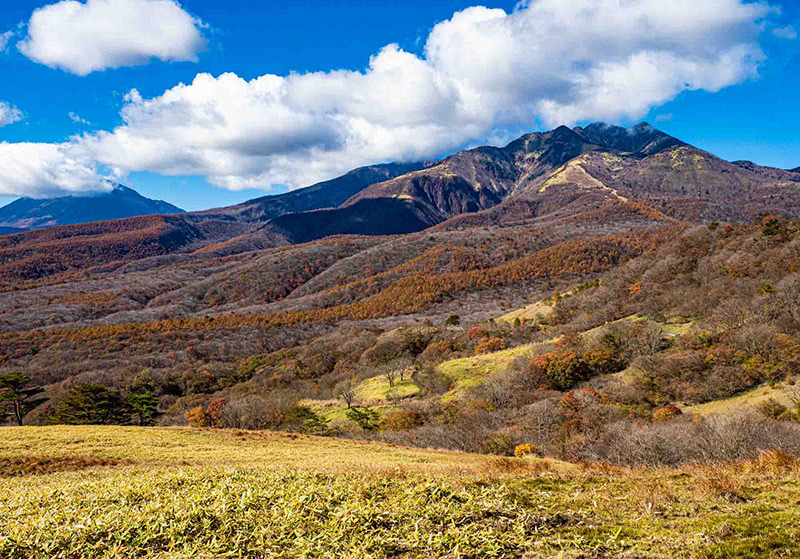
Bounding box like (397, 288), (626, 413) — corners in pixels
(1, 426), (800, 558)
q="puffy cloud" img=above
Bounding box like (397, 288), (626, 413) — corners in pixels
(0, 142), (112, 197)
(81, 47), (482, 189)
(424, 0), (769, 126)
(18, 0), (206, 75)
(0, 102), (23, 128)
(0, 0), (783, 195)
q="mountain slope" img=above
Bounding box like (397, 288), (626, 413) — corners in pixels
(0, 185), (183, 230)
(194, 162), (433, 222)
(267, 198), (432, 243)
(2, 122), (798, 280)
(732, 160), (800, 182)
(451, 125), (800, 227)
(0, 215), (206, 283)
(346, 126), (599, 218)
(258, 122), (799, 242)
(270, 126), (604, 240)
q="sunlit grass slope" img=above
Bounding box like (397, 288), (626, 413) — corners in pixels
(683, 383), (796, 417)
(0, 426), (484, 474)
(2, 426), (800, 558)
(356, 375), (420, 403)
(436, 343), (543, 392)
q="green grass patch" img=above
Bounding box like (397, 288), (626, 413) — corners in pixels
(355, 376), (420, 404)
(683, 383), (795, 416)
(436, 343), (542, 394)
(497, 300), (554, 324)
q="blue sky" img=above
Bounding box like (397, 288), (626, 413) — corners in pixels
(0, 0), (798, 211)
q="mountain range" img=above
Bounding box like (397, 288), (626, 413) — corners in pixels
(273, 121), (800, 240)
(1, 122), (799, 284)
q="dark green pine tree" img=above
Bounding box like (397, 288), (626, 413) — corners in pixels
(345, 406), (381, 432)
(0, 372), (46, 426)
(49, 384), (128, 425)
(128, 391), (159, 426)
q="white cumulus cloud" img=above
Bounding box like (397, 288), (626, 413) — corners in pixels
(0, 142), (113, 197)
(0, 0), (784, 196)
(0, 102), (23, 128)
(424, 1), (768, 126)
(80, 47), (482, 189)
(18, 0), (206, 75)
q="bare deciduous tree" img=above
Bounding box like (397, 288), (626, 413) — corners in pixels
(335, 380), (356, 408)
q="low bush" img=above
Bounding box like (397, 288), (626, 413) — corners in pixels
(475, 337), (505, 355)
(513, 443), (535, 458)
(382, 409), (422, 431)
(584, 413), (800, 466)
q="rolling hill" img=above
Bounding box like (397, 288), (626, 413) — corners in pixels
(2, 122), (800, 451)
(0, 215), (206, 284)
(192, 161), (432, 222)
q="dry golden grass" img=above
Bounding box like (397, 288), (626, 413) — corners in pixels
(0, 425), (506, 476)
(2, 427), (800, 558)
(0, 455), (128, 477)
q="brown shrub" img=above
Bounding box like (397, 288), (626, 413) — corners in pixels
(185, 405), (208, 428)
(652, 405), (683, 422)
(758, 398), (788, 420)
(746, 449), (798, 474)
(475, 337), (505, 355)
(206, 398), (226, 428)
(696, 474), (746, 503)
(514, 443), (535, 458)
(417, 340), (453, 364)
(467, 326), (486, 341)
(382, 409), (422, 431)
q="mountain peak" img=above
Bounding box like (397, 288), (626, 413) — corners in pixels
(505, 124), (594, 153)
(0, 185), (184, 230)
(573, 121), (683, 156)
(552, 124), (576, 135)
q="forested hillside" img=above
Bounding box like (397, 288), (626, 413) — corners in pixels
(2, 124), (800, 468)
(2, 217), (799, 467)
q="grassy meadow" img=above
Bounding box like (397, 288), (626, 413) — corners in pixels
(2, 426), (800, 558)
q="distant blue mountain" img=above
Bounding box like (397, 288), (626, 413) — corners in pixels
(0, 185), (183, 230)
